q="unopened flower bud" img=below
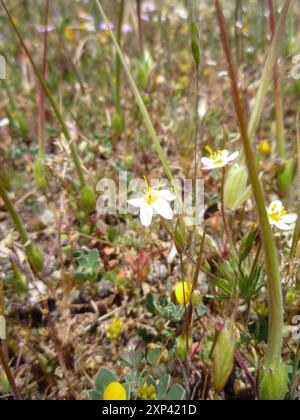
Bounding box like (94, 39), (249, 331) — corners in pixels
(213, 319), (236, 394)
(224, 164), (251, 210)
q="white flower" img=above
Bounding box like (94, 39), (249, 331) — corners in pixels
(128, 179), (176, 227)
(201, 146), (239, 170)
(267, 200), (297, 231)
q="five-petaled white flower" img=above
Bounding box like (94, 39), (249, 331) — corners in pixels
(128, 179), (176, 227)
(201, 146), (239, 170)
(267, 200), (297, 231)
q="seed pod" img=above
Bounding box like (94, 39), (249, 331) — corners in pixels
(26, 244), (44, 273)
(190, 1), (201, 66)
(34, 158), (48, 191)
(239, 223), (258, 263)
(277, 159), (296, 194)
(259, 361), (287, 400)
(224, 164), (252, 210)
(174, 218), (186, 254)
(213, 319), (236, 394)
(80, 186), (96, 214)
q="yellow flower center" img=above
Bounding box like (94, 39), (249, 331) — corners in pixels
(205, 146), (224, 165)
(269, 205), (287, 222)
(103, 382), (127, 400)
(143, 176), (158, 205)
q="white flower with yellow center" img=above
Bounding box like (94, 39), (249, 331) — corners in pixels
(267, 200), (297, 231)
(201, 146), (239, 170)
(128, 179), (176, 227)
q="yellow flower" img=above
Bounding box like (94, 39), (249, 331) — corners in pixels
(174, 281), (191, 305)
(103, 382), (126, 400)
(138, 384), (156, 400)
(64, 28), (75, 42)
(106, 318), (123, 340)
(258, 140), (271, 156)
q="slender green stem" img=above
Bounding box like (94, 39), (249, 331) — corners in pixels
(0, 340), (20, 400)
(194, 69), (200, 181)
(268, 0), (286, 159)
(115, 0), (125, 113)
(38, 0), (50, 159)
(0, 179), (29, 246)
(215, 0), (284, 368)
(1, 0), (86, 188)
(136, 0), (145, 57)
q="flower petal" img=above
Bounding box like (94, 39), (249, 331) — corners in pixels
(275, 221), (294, 231)
(227, 151), (239, 162)
(220, 150), (229, 158)
(268, 200), (283, 213)
(152, 198), (173, 220)
(281, 213), (298, 224)
(128, 198), (144, 208)
(140, 204), (153, 227)
(156, 190), (176, 202)
(201, 158), (213, 166)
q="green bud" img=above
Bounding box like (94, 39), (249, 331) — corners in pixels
(259, 361), (287, 401)
(277, 159), (296, 194)
(1, 373), (10, 393)
(224, 164), (252, 210)
(191, 22), (201, 66)
(191, 290), (201, 305)
(26, 244), (44, 273)
(112, 111), (125, 135)
(174, 218), (186, 253)
(175, 334), (192, 360)
(34, 158), (48, 191)
(239, 224), (258, 263)
(12, 262), (28, 295)
(80, 186), (96, 214)
(213, 320), (236, 394)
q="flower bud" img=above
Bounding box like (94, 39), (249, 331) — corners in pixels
(174, 281), (191, 305)
(174, 218), (186, 254)
(26, 244), (44, 273)
(34, 158), (48, 191)
(224, 164), (251, 210)
(213, 320), (236, 394)
(191, 290), (201, 305)
(258, 140), (271, 156)
(239, 224), (258, 263)
(103, 382), (127, 400)
(259, 361), (287, 400)
(80, 186), (96, 213)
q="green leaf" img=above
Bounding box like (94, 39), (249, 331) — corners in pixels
(167, 384), (185, 400)
(88, 389), (102, 400)
(156, 375), (170, 400)
(95, 367), (117, 393)
(147, 348), (161, 365)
